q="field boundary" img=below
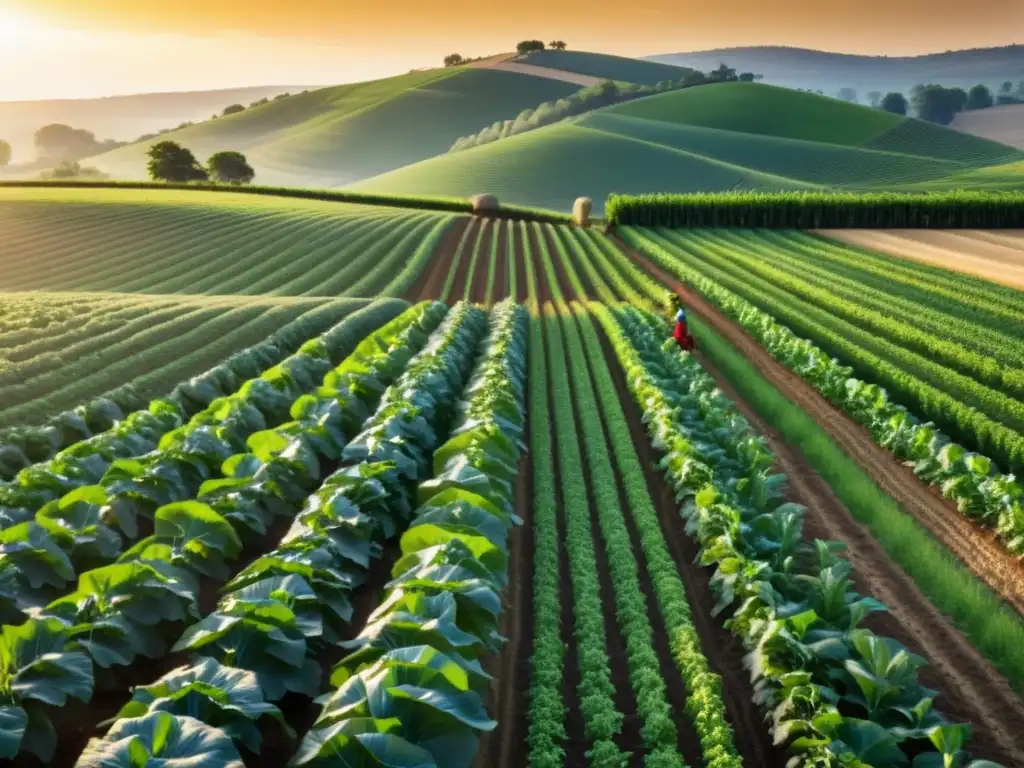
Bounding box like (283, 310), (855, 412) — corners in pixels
(0, 180), (574, 224)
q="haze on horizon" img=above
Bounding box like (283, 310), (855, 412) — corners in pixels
(1, 0), (1021, 101)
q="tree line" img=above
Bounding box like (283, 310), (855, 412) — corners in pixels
(444, 39), (568, 67)
(145, 142), (255, 185)
(450, 62), (761, 152)
(817, 80), (1024, 125)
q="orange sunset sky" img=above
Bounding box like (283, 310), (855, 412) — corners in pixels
(1, 0), (1021, 101)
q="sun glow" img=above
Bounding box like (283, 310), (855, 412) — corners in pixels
(0, 7), (47, 44)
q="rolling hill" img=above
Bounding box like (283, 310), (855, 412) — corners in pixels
(646, 44), (1024, 95)
(950, 104), (1024, 149)
(88, 68), (580, 186)
(0, 85), (304, 167)
(512, 49), (694, 85)
(352, 82), (1024, 213)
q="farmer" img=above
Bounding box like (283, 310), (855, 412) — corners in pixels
(667, 293), (696, 352)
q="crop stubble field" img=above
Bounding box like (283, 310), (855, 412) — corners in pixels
(2, 185), (1024, 767)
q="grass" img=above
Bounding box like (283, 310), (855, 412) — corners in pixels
(0, 292), (374, 428)
(693, 315), (1024, 694)
(355, 83), (1024, 213)
(517, 50), (694, 86)
(0, 187), (464, 295)
(86, 69), (580, 187)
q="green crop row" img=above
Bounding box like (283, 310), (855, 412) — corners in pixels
(713, 230), (1024, 372)
(602, 303), (1002, 768)
(544, 303), (626, 765)
(623, 228), (1024, 554)
(605, 190), (1024, 228)
(0, 302), (455, 762)
(67, 302), (487, 765)
(582, 303), (741, 768)
(525, 310), (567, 768)
(291, 299), (528, 766)
(665, 230), (1024, 400)
(0, 300), (395, 477)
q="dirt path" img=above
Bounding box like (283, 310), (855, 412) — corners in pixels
(594, 324), (786, 768)
(468, 218), (494, 304)
(477, 438), (533, 768)
(513, 223), (529, 302)
(527, 225), (555, 305)
(949, 104), (1024, 149)
(817, 229), (1024, 290)
(492, 219), (510, 304)
(466, 53), (604, 87)
(447, 218), (482, 303)
(616, 236), (1024, 615)
(608, 237), (1024, 765)
(404, 216), (471, 301)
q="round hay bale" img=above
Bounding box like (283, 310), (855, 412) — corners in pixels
(573, 197), (592, 227)
(470, 194), (499, 214)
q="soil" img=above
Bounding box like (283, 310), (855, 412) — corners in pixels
(593, 325), (788, 768)
(608, 236), (1024, 765)
(468, 218), (494, 304)
(529, 230), (555, 305)
(817, 229), (1024, 290)
(477, 377), (534, 768)
(492, 219), (510, 305)
(404, 215), (471, 302)
(448, 218), (482, 303)
(615, 236), (1024, 616)
(513, 223), (529, 302)
(537, 226), (577, 301)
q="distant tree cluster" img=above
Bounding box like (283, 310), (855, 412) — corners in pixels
(145, 141), (255, 185)
(33, 124), (124, 162)
(39, 160), (106, 180)
(450, 63), (757, 153)
(840, 79), (1024, 124)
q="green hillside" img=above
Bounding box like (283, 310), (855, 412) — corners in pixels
(90, 68), (579, 186)
(516, 50), (693, 85)
(354, 82), (1024, 213)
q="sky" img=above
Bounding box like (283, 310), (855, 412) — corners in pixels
(1, 0), (1022, 101)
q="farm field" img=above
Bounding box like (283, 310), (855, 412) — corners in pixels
(354, 83), (1024, 213)
(3, 182), (1024, 768)
(0, 187), (460, 296)
(820, 228), (1024, 289)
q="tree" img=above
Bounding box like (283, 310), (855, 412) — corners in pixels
(146, 141), (208, 183)
(1001, 81), (1014, 94)
(708, 63), (736, 82)
(0, 140), (10, 169)
(965, 84), (994, 110)
(548, 40), (567, 50)
(443, 53), (464, 67)
(911, 84), (966, 125)
(222, 104), (246, 116)
(207, 151), (255, 185)
(34, 124), (106, 161)
(867, 90), (882, 108)
(738, 72), (756, 82)
(516, 40), (545, 55)
(880, 92), (908, 115)
(837, 87), (858, 103)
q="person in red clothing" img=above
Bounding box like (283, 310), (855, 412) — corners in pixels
(667, 293), (696, 352)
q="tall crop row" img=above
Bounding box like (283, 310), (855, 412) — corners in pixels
(605, 190), (1024, 228)
(623, 228), (1024, 556)
(289, 299), (527, 766)
(597, 303), (1004, 768)
(0, 301), (459, 762)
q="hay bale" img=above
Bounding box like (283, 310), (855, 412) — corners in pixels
(470, 194), (499, 214)
(573, 197), (592, 227)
